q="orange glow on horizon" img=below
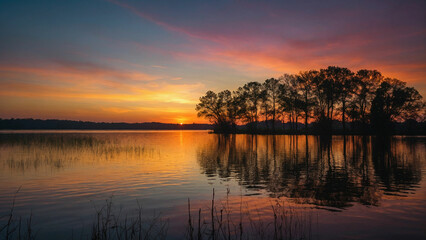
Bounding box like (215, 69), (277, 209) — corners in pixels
(1, 1), (425, 123)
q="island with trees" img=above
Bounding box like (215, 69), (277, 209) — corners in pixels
(196, 66), (425, 135)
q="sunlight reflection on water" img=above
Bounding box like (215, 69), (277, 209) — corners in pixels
(0, 131), (425, 239)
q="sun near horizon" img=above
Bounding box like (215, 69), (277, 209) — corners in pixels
(1, 2), (426, 240)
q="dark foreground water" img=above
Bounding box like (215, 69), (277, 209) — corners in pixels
(0, 131), (425, 239)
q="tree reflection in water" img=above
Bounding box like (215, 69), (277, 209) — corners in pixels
(197, 135), (422, 210)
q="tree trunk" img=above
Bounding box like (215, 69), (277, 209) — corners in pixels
(264, 106), (269, 132)
(342, 99), (346, 133)
(282, 115), (285, 131)
(296, 116), (298, 131)
(305, 111), (308, 130)
(327, 102), (330, 119)
(305, 91), (308, 130)
(272, 99), (276, 133)
(254, 107), (258, 132)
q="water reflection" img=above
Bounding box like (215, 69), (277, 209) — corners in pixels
(197, 135), (423, 210)
(0, 132), (425, 239)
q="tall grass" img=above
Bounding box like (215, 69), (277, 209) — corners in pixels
(90, 198), (168, 240)
(1, 189), (314, 240)
(185, 188), (313, 240)
(0, 187), (36, 240)
(0, 133), (157, 171)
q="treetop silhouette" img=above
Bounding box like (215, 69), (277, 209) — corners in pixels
(196, 66), (425, 134)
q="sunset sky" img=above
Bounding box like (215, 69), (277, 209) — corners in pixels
(1, 0), (425, 123)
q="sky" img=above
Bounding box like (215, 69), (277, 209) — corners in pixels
(1, 0), (425, 123)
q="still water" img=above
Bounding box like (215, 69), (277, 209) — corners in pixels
(0, 131), (425, 239)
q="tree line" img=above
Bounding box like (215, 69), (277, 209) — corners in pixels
(0, 118), (212, 130)
(196, 66), (425, 134)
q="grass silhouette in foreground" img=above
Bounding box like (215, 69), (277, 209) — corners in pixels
(196, 66), (425, 135)
(0, 189), (314, 240)
(185, 189), (313, 240)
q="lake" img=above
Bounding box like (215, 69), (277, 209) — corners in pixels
(0, 131), (425, 239)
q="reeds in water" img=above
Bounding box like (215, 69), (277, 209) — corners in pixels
(0, 187), (36, 240)
(186, 188), (314, 240)
(90, 198), (168, 240)
(1, 188), (314, 240)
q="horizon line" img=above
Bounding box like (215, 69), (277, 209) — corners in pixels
(0, 118), (211, 125)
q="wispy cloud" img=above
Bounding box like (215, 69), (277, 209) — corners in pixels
(1, 0), (424, 122)
(111, 0), (426, 90)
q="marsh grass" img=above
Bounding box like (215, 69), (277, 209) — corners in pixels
(1, 188), (314, 240)
(0, 187), (37, 240)
(186, 188), (314, 240)
(0, 134), (157, 171)
(89, 198), (168, 240)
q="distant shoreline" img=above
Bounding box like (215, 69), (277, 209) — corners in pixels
(0, 129), (212, 132)
(1, 118), (425, 135)
(0, 118), (213, 130)
(0, 130), (424, 136)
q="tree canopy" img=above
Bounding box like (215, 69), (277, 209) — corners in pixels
(196, 66), (425, 134)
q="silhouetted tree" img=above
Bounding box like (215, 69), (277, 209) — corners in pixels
(196, 90), (236, 132)
(371, 78), (424, 134)
(278, 74), (303, 130)
(352, 70), (383, 128)
(263, 78), (281, 132)
(238, 82), (263, 131)
(311, 67), (339, 133)
(260, 87), (270, 129)
(333, 67), (355, 132)
(195, 66), (424, 134)
(297, 70), (318, 130)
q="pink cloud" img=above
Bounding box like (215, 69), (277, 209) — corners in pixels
(110, 0), (425, 95)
